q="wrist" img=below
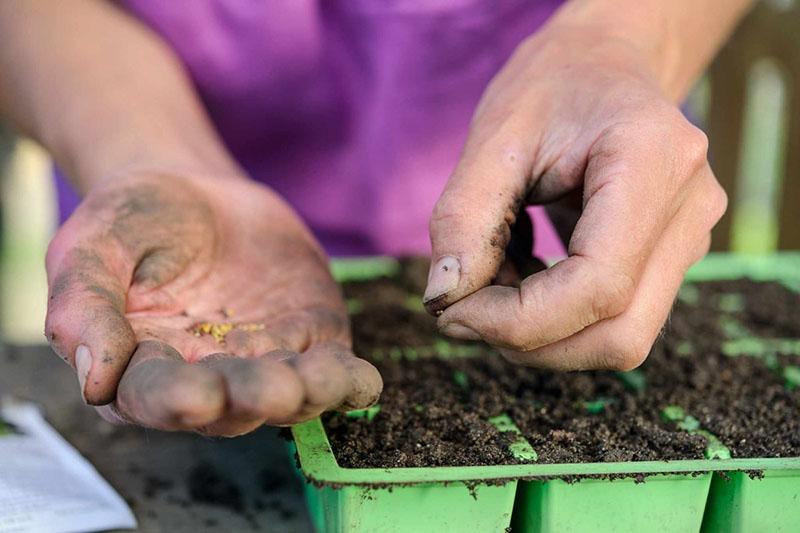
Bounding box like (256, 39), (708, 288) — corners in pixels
(544, 0), (753, 102)
(543, 1), (680, 98)
(40, 83), (245, 194)
(54, 127), (245, 195)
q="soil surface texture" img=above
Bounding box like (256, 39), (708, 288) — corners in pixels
(325, 258), (800, 468)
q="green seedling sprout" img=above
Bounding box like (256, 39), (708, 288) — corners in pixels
(345, 404), (381, 422)
(616, 369), (647, 392)
(346, 299), (364, 315)
(455, 344), (484, 357)
(403, 347), (420, 360)
(722, 338), (800, 358)
(582, 397), (615, 414)
(717, 293), (745, 313)
(488, 414), (537, 462)
(434, 339), (454, 358)
(718, 316), (750, 339)
(721, 337), (766, 357)
(764, 352), (780, 370)
(782, 365), (800, 390)
(661, 405), (731, 460)
(675, 340), (694, 357)
(453, 370), (469, 390)
(404, 295), (425, 312)
(677, 284), (700, 305)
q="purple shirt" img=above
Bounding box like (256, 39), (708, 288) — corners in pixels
(57, 0), (566, 258)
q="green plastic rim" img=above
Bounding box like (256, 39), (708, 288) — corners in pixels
(293, 418), (800, 485)
(292, 251), (800, 486)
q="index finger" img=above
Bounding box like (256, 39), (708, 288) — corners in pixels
(437, 121), (707, 351)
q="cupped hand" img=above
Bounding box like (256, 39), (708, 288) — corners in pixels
(425, 24), (727, 371)
(45, 173), (381, 436)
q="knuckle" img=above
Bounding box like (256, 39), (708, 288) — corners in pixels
(590, 268), (636, 322)
(496, 316), (540, 352)
(679, 124), (710, 170)
(706, 179), (729, 223)
(429, 193), (462, 230)
(299, 356), (348, 404)
(44, 229), (76, 273)
(601, 325), (654, 371)
(44, 312), (70, 359)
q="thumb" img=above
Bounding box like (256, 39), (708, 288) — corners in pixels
(45, 242), (136, 405)
(425, 139), (532, 314)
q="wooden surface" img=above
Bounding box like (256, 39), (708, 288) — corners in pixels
(708, 1), (800, 250)
(0, 344), (313, 533)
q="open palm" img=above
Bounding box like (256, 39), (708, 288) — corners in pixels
(45, 173), (381, 436)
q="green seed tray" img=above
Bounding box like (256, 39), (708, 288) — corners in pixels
(292, 252), (800, 532)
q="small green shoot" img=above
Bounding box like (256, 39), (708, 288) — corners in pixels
(345, 405), (381, 422)
(346, 299), (364, 315)
(783, 365), (800, 390)
(717, 293), (745, 313)
(403, 347), (419, 360)
(581, 397), (615, 414)
(616, 369), (647, 392)
(722, 338), (800, 358)
(488, 414), (537, 462)
(453, 370), (469, 390)
(675, 340), (694, 357)
(719, 316), (750, 339)
(677, 284), (700, 305)
(404, 295), (425, 312)
(661, 405), (731, 460)
(434, 339), (454, 358)
(388, 347), (403, 361)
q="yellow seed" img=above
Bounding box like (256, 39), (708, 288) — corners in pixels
(188, 320), (266, 344)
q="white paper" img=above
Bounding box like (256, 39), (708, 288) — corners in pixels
(0, 399), (137, 533)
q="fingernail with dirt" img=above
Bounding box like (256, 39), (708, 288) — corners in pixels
(75, 345), (92, 402)
(440, 323), (481, 341)
(423, 256), (461, 310)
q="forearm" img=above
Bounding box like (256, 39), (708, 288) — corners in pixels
(0, 0), (240, 194)
(546, 0), (755, 101)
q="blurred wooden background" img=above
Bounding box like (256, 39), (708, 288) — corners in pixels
(708, 0), (800, 250)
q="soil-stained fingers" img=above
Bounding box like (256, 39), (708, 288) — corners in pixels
(275, 342), (383, 424)
(197, 353), (305, 436)
(45, 242), (137, 406)
(423, 112), (535, 314)
(473, 165), (727, 370)
(114, 340), (226, 430)
(437, 119), (710, 354)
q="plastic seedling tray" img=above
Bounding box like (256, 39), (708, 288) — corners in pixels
(292, 253), (800, 532)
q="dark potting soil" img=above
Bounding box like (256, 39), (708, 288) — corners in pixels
(325, 258), (800, 468)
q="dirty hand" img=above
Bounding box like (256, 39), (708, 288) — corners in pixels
(425, 24), (727, 371)
(45, 173), (381, 436)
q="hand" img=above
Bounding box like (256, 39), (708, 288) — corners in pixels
(424, 24), (727, 371)
(45, 173), (381, 436)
